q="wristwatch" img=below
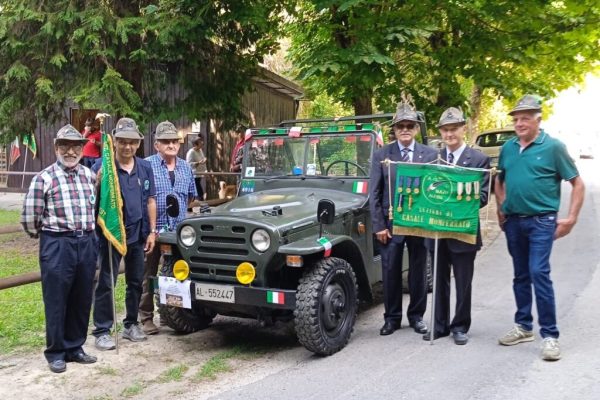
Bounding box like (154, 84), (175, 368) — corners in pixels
(151, 228), (159, 235)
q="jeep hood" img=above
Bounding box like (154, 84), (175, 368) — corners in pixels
(208, 188), (366, 229)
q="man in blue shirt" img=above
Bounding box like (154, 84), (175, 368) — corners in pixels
(139, 121), (197, 334)
(92, 118), (157, 350)
(495, 95), (585, 361)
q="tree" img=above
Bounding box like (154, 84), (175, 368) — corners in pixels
(0, 0), (292, 143)
(288, 1), (600, 130)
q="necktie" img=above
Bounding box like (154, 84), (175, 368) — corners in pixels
(448, 152), (454, 165)
(401, 148), (410, 162)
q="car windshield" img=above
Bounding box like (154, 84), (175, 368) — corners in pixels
(245, 134), (373, 178)
(475, 131), (516, 147)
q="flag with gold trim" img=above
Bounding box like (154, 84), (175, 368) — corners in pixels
(97, 133), (127, 255)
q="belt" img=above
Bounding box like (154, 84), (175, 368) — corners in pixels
(42, 230), (94, 237)
(508, 212), (556, 218)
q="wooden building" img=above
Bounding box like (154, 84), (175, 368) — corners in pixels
(4, 67), (303, 197)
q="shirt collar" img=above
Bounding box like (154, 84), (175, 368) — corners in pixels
(397, 140), (415, 152)
(447, 143), (467, 161)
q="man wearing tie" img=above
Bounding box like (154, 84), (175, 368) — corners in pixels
(423, 107), (490, 344)
(370, 100), (438, 336)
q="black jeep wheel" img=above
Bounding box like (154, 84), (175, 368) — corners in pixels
(294, 257), (358, 356)
(157, 255), (215, 334)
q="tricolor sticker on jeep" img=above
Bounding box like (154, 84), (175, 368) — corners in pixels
(267, 291), (285, 304)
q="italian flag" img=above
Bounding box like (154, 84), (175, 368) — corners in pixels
(317, 237), (332, 257)
(353, 181), (368, 194)
(267, 291), (285, 305)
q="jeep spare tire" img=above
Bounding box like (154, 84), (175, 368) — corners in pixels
(294, 257), (358, 356)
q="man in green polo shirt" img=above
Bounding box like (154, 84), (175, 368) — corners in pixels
(494, 95), (585, 361)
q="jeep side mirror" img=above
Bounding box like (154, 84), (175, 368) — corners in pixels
(166, 194), (180, 218)
(317, 199), (335, 225)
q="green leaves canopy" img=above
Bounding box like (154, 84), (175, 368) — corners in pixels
(0, 1), (291, 141)
(287, 0), (600, 126)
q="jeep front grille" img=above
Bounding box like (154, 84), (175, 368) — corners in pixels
(186, 222), (263, 283)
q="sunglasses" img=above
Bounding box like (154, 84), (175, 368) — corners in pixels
(57, 144), (83, 152)
(394, 123), (416, 131)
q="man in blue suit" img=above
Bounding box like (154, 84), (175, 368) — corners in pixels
(370, 101), (438, 336)
(423, 107), (490, 344)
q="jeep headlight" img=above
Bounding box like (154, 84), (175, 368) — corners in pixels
(180, 225), (196, 247)
(251, 229), (270, 252)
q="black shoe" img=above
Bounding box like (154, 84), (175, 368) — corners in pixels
(48, 359), (67, 373)
(66, 351), (97, 364)
(409, 320), (428, 334)
(380, 321), (401, 336)
(422, 331), (450, 341)
(452, 332), (469, 345)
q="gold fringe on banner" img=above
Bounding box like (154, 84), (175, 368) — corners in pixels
(392, 226), (477, 245)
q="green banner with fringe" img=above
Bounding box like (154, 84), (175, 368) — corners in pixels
(97, 133), (127, 255)
(392, 163), (484, 244)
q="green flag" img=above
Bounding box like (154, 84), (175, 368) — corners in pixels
(392, 163), (484, 244)
(97, 133), (127, 255)
(22, 132), (37, 159)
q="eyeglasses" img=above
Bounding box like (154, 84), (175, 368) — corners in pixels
(395, 123), (416, 131)
(57, 144), (83, 152)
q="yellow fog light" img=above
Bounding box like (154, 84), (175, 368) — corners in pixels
(173, 260), (190, 281)
(236, 262), (256, 285)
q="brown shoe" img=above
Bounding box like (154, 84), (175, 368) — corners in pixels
(142, 319), (159, 335)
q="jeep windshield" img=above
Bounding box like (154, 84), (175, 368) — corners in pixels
(245, 133), (373, 178)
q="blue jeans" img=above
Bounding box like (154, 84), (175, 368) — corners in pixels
(504, 213), (558, 338)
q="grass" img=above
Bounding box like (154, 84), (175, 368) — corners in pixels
(0, 230), (127, 354)
(192, 344), (266, 381)
(96, 365), (119, 376)
(120, 381), (145, 398)
(0, 210), (20, 225)
(157, 363), (189, 383)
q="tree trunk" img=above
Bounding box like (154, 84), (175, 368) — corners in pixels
(353, 93), (373, 116)
(468, 85), (482, 141)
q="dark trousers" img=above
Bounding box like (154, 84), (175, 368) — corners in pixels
(139, 244), (162, 323)
(93, 238), (145, 336)
(381, 236), (428, 324)
(39, 232), (97, 362)
(433, 240), (476, 335)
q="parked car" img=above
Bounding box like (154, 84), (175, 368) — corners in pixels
(471, 126), (516, 168)
(152, 115), (431, 356)
(426, 136), (443, 151)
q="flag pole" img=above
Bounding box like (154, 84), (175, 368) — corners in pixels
(21, 145), (28, 188)
(108, 244), (119, 354)
(429, 152), (443, 344)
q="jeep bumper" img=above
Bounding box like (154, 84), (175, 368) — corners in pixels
(150, 276), (296, 310)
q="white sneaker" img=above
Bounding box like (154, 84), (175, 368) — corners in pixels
(122, 324), (147, 342)
(541, 337), (561, 361)
(95, 334), (116, 351)
(498, 325), (534, 346)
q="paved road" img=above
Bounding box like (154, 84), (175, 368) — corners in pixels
(0, 192), (24, 211)
(195, 159), (600, 400)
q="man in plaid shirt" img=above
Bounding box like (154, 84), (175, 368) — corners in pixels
(21, 124), (98, 373)
(138, 120), (196, 334)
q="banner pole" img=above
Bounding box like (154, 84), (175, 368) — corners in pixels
(428, 152), (443, 344)
(430, 233), (439, 344)
(108, 244), (119, 354)
(21, 146), (28, 188)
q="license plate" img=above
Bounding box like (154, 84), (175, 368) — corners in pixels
(195, 283), (235, 303)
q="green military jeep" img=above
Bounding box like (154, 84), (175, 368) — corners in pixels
(154, 115), (429, 356)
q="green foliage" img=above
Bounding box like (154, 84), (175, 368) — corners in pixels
(288, 0), (600, 126)
(0, 1), (294, 143)
(0, 210), (20, 225)
(158, 363), (189, 383)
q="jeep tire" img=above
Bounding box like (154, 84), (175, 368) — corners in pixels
(294, 257), (358, 356)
